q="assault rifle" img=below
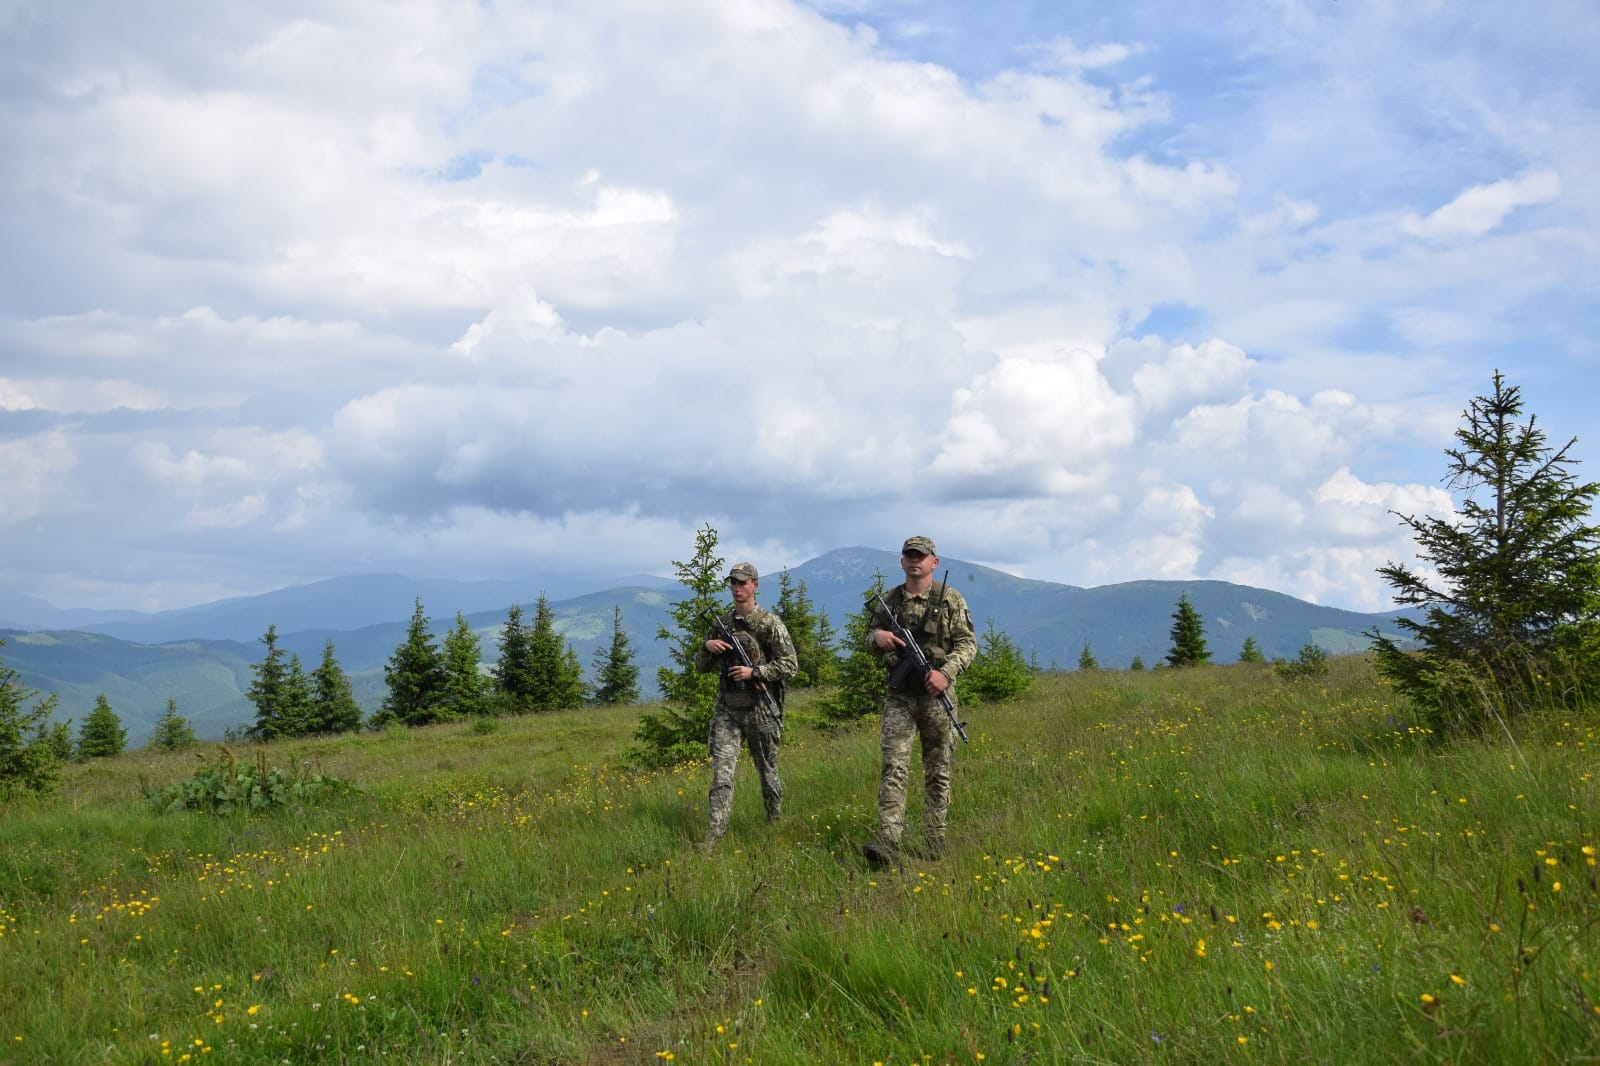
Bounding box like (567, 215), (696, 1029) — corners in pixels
(870, 576), (970, 743)
(699, 606), (783, 732)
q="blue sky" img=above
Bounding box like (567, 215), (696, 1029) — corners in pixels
(1, 0), (1596, 614)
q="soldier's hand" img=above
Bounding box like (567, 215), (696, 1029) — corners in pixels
(727, 664), (756, 683)
(872, 629), (905, 651)
(705, 639), (732, 654)
(925, 669), (950, 696)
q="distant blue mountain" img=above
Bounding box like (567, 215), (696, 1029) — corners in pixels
(0, 571), (678, 644)
(1, 548), (1414, 746)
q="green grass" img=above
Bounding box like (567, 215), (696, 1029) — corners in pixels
(2, 656), (1596, 1064)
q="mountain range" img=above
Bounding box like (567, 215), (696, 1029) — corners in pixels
(0, 547), (1415, 746)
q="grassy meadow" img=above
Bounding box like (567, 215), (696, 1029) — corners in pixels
(1, 656), (1596, 1064)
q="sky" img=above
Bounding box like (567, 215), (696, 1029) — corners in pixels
(2, 0), (1597, 615)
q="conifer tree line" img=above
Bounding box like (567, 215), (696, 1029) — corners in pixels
(246, 626), (364, 739)
(231, 592), (637, 736)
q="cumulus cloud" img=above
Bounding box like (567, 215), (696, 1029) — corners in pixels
(0, 432), (78, 528)
(0, 0), (1593, 614)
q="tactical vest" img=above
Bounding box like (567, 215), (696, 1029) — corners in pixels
(718, 609), (777, 710)
(882, 582), (952, 668)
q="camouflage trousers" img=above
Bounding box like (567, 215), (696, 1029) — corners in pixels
(706, 702), (782, 840)
(875, 690), (956, 847)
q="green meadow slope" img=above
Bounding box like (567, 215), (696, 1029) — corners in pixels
(1, 657), (1593, 1063)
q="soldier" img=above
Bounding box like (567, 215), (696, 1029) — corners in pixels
(863, 536), (977, 866)
(695, 562), (798, 850)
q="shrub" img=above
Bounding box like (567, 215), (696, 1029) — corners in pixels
(1274, 643), (1330, 681)
(75, 694), (127, 760)
(0, 638), (63, 798)
(958, 620), (1034, 703)
(815, 571), (890, 727)
(144, 745), (355, 815)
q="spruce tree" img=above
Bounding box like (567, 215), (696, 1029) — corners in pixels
(0, 638), (62, 797)
(246, 624), (292, 740)
(592, 605), (641, 705)
(441, 611), (490, 718)
(1371, 371), (1600, 731)
(1077, 641), (1100, 671)
(44, 720), (74, 764)
(526, 594), (583, 711)
(281, 653), (315, 737)
(815, 571), (890, 725)
(1239, 636), (1266, 664)
(492, 603), (536, 712)
(557, 646), (587, 708)
(776, 569), (837, 687)
(813, 606), (840, 688)
(150, 697), (198, 751)
(308, 641), (362, 734)
(633, 523), (726, 766)
(1166, 594), (1211, 667)
(376, 598), (447, 727)
(959, 620), (1035, 702)
(1129, 655), (1146, 671)
(75, 694), (127, 760)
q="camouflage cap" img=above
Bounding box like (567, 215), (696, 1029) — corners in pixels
(901, 535), (937, 556)
(727, 562), (759, 583)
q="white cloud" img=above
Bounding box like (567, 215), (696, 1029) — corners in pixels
(1401, 171), (1562, 242)
(0, 377), (163, 413)
(1132, 339), (1253, 415)
(0, 432), (77, 528)
(0, 0), (1593, 615)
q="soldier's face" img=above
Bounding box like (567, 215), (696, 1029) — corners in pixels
(901, 550), (936, 579)
(729, 577), (757, 607)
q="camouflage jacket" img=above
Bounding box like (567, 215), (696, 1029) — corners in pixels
(868, 582), (977, 680)
(695, 606), (799, 706)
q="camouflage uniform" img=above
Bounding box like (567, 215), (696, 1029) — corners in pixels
(868, 577), (976, 858)
(695, 604), (798, 842)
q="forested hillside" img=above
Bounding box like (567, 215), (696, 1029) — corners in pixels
(2, 550), (1412, 745)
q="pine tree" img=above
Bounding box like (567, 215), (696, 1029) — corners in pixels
(776, 569), (837, 687)
(150, 697), (198, 751)
(75, 693), (127, 760)
(44, 720), (74, 764)
(0, 637), (63, 798)
(633, 523), (726, 766)
(1129, 655), (1146, 671)
(557, 646), (587, 708)
(246, 624), (292, 740)
(281, 653), (315, 737)
(592, 605), (641, 705)
(308, 641), (363, 734)
(1239, 636), (1266, 664)
(1166, 594), (1211, 667)
(813, 607), (840, 688)
(492, 603), (536, 712)
(441, 611), (490, 718)
(1077, 641), (1100, 671)
(959, 620), (1035, 702)
(376, 598), (447, 727)
(815, 571), (890, 725)
(525, 594), (583, 711)
(1371, 371), (1600, 731)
